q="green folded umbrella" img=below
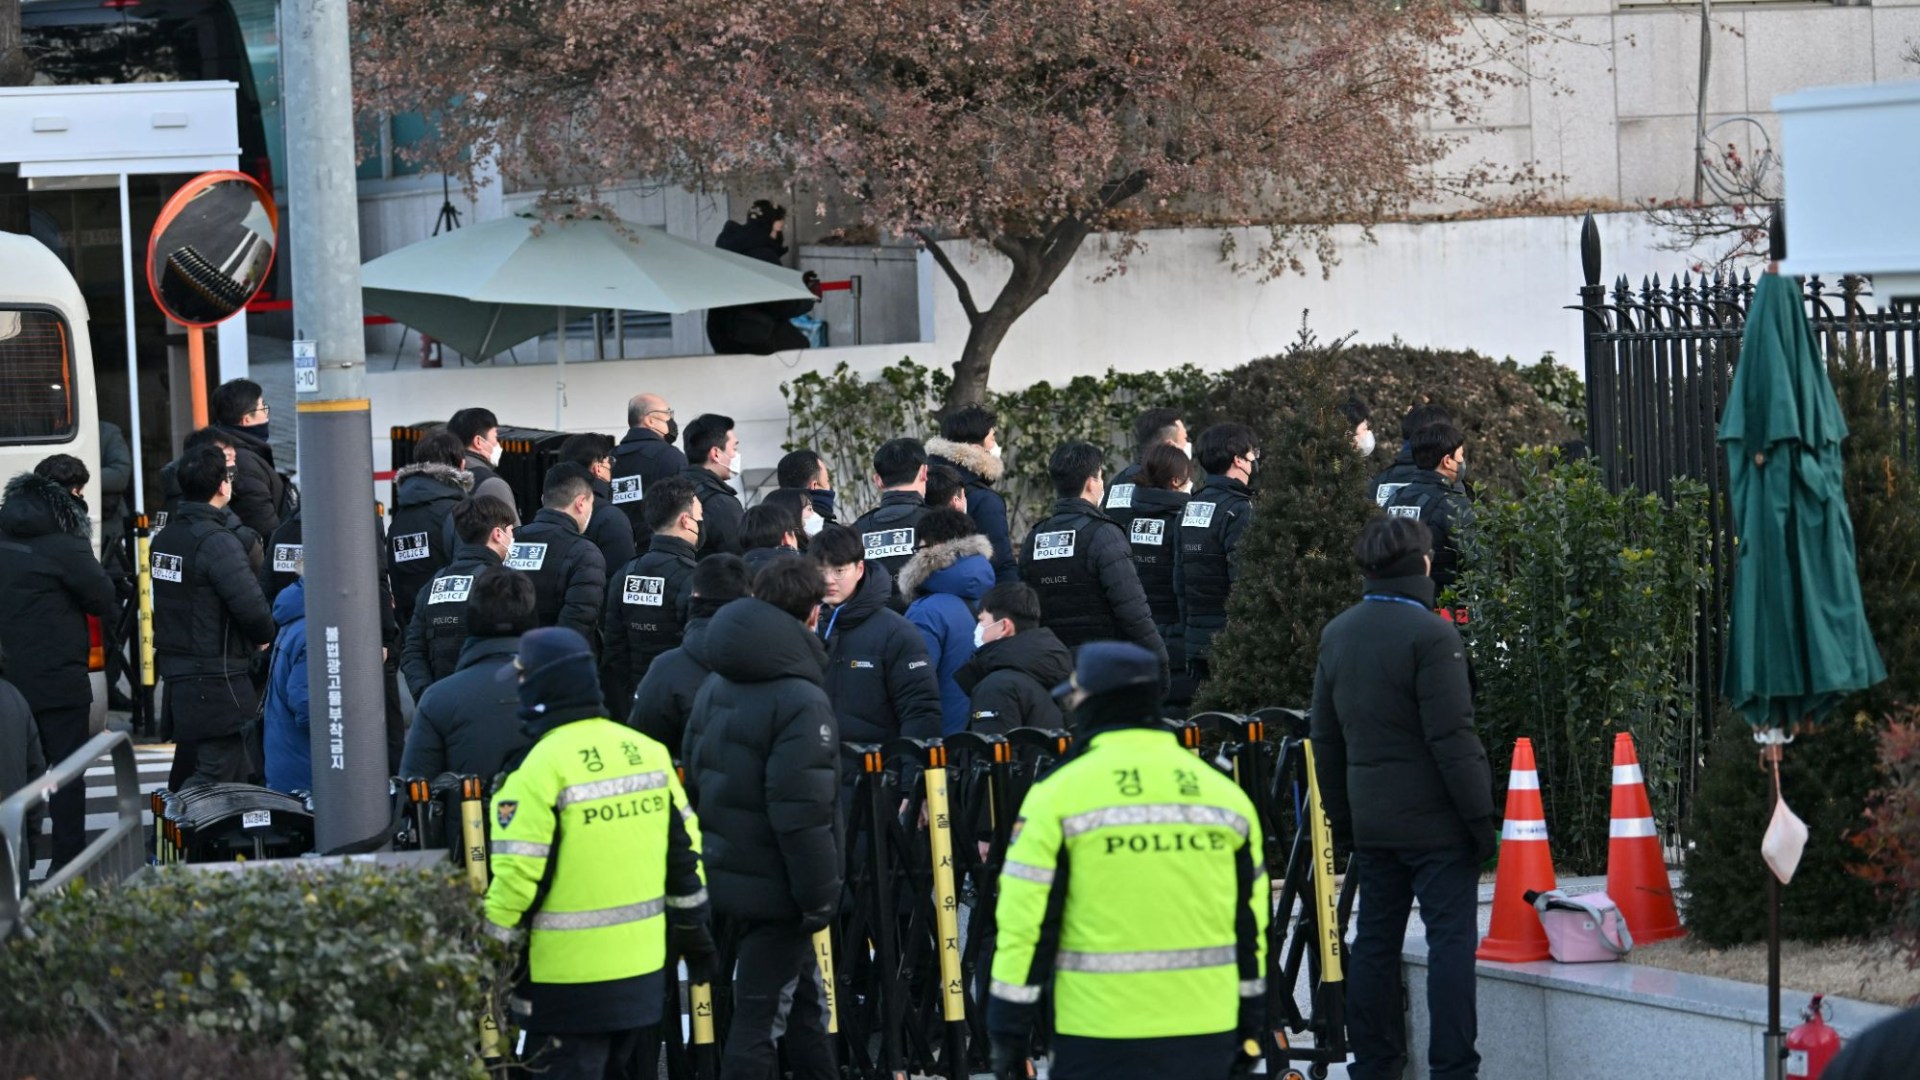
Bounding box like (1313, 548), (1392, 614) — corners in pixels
(1718, 273), (1885, 732)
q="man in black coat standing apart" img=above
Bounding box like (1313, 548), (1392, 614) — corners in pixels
(610, 393), (687, 542)
(1310, 516), (1494, 1080)
(0, 456), (115, 869)
(682, 556), (842, 1080)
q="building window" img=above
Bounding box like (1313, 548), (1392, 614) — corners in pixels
(0, 308), (77, 444)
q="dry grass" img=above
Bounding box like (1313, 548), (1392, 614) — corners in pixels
(1632, 936), (1920, 1008)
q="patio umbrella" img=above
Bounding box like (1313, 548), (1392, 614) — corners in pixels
(361, 211), (817, 424)
(1716, 271), (1884, 1080)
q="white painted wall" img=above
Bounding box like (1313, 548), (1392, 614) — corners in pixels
(360, 209), (1702, 476)
(1455, 2), (1920, 208)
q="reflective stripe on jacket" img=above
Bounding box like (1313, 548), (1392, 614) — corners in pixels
(485, 718), (706, 986)
(990, 726), (1268, 1039)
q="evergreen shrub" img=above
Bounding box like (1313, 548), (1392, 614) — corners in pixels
(782, 358), (1216, 535)
(1453, 456), (1710, 875)
(0, 862), (506, 1079)
(1197, 335), (1575, 493)
(1195, 348), (1375, 712)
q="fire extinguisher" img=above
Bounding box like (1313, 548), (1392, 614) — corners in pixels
(1786, 993), (1843, 1079)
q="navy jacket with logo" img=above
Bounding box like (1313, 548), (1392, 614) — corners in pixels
(816, 561), (942, 745)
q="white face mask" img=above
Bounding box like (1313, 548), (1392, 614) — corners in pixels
(803, 512), (825, 537)
(729, 452), (742, 478)
(1173, 440), (1192, 459)
(1178, 481), (1193, 494)
(972, 622), (988, 649)
(988, 444), (1003, 461)
(1356, 430), (1377, 456)
(488, 442), (503, 466)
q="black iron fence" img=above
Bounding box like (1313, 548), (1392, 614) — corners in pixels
(1574, 212), (1920, 820)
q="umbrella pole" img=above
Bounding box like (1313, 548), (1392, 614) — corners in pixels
(1764, 741), (1784, 1080)
(555, 306), (566, 429)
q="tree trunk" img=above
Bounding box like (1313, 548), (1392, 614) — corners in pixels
(0, 0), (30, 87)
(937, 224), (1094, 412)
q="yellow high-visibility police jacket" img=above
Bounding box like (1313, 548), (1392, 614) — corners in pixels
(484, 716), (706, 987)
(990, 725), (1269, 1039)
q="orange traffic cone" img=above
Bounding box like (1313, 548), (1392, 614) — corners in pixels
(1605, 732), (1684, 944)
(1477, 738), (1558, 963)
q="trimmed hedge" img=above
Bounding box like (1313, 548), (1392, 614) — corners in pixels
(0, 862), (506, 1079)
(1197, 338), (1576, 495)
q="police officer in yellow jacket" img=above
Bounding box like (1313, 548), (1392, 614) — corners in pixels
(485, 626), (715, 1079)
(989, 641), (1270, 1080)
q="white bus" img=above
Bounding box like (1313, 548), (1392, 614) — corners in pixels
(0, 231), (109, 734)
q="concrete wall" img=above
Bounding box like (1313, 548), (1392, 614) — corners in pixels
(1399, 942), (1898, 1080)
(929, 210), (1697, 389)
(1460, 1), (1920, 207)
(354, 209), (1704, 479)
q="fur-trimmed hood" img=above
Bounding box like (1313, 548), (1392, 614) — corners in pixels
(926, 437), (1003, 485)
(898, 534), (994, 600)
(0, 470), (90, 540)
(394, 461), (475, 491)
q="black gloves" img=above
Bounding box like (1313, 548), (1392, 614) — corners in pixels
(989, 1034), (1031, 1080)
(800, 902), (838, 936)
(1232, 992), (1267, 1077)
(669, 919), (719, 984)
(1473, 818), (1499, 865)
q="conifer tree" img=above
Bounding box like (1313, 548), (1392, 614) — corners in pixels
(1196, 354), (1376, 712)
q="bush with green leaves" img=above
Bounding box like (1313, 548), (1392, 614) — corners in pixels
(1197, 334), (1575, 495)
(783, 359), (1217, 537)
(1856, 712), (1920, 960)
(1452, 456), (1710, 875)
(1685, 352), (1920, 945)
(0, 862), (507, 1079)
(1511, 352), (1586, 437)
(1196, 349), (1376, 713)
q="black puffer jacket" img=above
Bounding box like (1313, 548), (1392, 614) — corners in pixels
(683, 466), (745, 557)
(817, 562), (942, 744)
(1122, 485), (1189, 659)
(585, 476), (638, 573)
(257, 510), (399, 646)
(149, 500), (277, 679)
(630, 607), (722, 756)
(386, 462), (471, 624)
(1368, 446), (1423, 509)
(215, 422), (291, 540)
(609, 427), (688, 540)
(955, 628), (1073, 734)
(399, 543), (505, 698)
(601, 534), (699, 715)
(683, 598), (842, 922)
(1176, 476), (1253, 664)
(508, 508), (607, 640)
(1383, 470), (1475, 596)
(0, 473), (115, 710)
(1309, 574), (1493, 852)
(0, 643), (46, 820)
(399, 635), (531, 786)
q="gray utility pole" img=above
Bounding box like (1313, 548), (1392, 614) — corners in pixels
(284, 0), (389, 852)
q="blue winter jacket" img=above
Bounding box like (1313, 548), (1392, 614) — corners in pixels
(263, 578), (311, 794)
(902, 536), (996, 735)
